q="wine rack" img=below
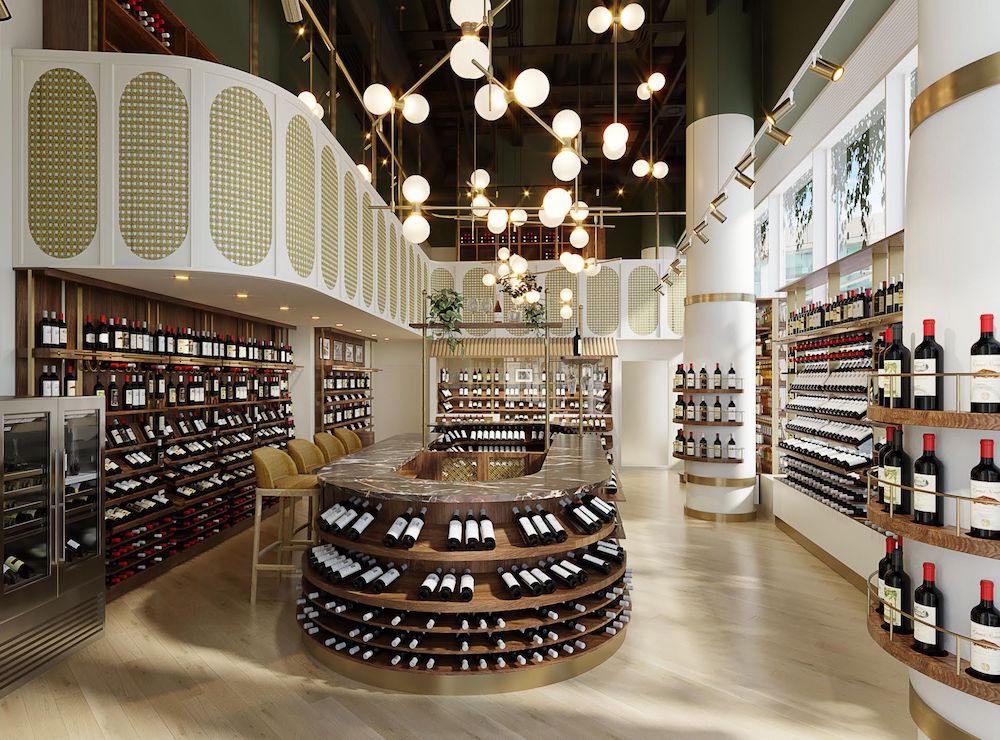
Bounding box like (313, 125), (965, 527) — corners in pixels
(314, 328), (377, 447)
(299, 434), (628, 693)
(756, 297), (781, 474)
(457, 225), (603, 263)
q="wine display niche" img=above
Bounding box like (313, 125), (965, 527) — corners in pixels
(16, 270), (295, 597)
(297, 434), (629, 693)
(315, 328), (377, 448)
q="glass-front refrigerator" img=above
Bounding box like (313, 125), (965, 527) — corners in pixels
(0, 396), (105, 696)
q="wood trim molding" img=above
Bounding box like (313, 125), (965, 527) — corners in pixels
(775, 517), (866, 592)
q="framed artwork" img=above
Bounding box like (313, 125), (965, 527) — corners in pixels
(345, 343), (355, 363)
(320, 337), (331, 360)
(356, 343), (365, 365)
(514, 368), (533, 384)
(333, 340), (344, 361)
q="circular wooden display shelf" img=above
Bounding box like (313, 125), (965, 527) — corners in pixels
(868, 404), (1000, 431)
(866, 501), (1000, 561)
(302, 559), (627, 614)
(866, 609), (1000, 706)
(672, 452), (743, 464)
(672, 418), (742, 427)
(302, 621), (626, 694)
(316, 517), (618, 564)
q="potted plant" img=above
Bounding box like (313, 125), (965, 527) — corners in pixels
(427, 288), (464, 351)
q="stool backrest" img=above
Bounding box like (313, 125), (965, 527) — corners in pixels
(288, 439), (325, 473)
(252, 447), (296, 489)
(313, 432), (347, 462)
(333, 427), (363, 453)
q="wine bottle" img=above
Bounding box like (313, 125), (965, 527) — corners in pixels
(83, 315), (95, 350)
(913, 433), (944, 527)
(108, 374), (120, 410)
(913, 319), (944, 410)
(713, 363), (722, 390)
(881, 325), (911, 409)
(882, 426), (912, 515)
(347, 502), (382, 541)
(699, 365), (708, 389)
(913, 562), (946, 657)
(498, 566), (523, 598)
(464, 509), (481, 550)
(446, 509), (462, 550)
(727, 398), (737, 423)
(3, 555), (33, 580)
(418, 568), (442, 599)
(968, 579), (1000, 682)
(458, 568), (475, 602)
(399, 506), (427, 548)
(383, 506), (413, 547)
(439, 568), (457, 600)
(512, 506), (540, 546)
(685, 363), (695, 389)
(64, 365), (77, 396)
(882, 537), (912, 634)
(370, 563), (406, 594)
(970, 439), (1000, 539)
(478, 508), (496, 549)
(673, 364), (685, 389)
(876, 534), (894, 616)
(971, 314), (1000, 413)
(572, 327), (582, 357)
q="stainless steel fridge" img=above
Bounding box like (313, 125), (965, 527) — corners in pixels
(0, 396), (105, 695)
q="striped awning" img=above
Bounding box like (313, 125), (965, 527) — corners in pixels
(429, 336), (617, 359)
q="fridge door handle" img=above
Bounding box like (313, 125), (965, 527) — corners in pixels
(55, 449), (66, 564)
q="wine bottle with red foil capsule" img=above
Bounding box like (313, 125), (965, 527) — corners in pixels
(971, 314), (1000, 413)
(969, 439), (1000, 539)
(913, 319), (944, 410)
(881, 536), (912, 634)
(913, 433), (944, 527)
(912, 562), (946, 656)
(881, 426), (911, 515)
(968, 579), (1000, 682)
(876, 534), (894, 616)
(881, 325), (910, 408)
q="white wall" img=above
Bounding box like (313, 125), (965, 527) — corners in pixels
(372, 339), (423, 441)
(287, 325), (315, 441)
(617, 339), (683, 467)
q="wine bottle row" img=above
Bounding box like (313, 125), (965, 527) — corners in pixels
(673, 396), (739, 423)
(441, 367), (608, 386)
(114, 1), (173, 47)
(785, 395), (868, 419)
(673, 431), (740, 460)
(323, 371), (371, 391)
(778, 437), (869, 470)
(787, 275), (902, 335)
(672, 362), (739, 391)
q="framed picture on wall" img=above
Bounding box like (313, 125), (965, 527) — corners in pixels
(514, 368), (533, 384)
(345, 344), (355, 363)
(356, 343), (364, 365)
(320, 337), (331, 361)
(333, 341), (343, 361)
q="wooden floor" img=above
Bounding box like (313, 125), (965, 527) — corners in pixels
(0, 468), (911, 739)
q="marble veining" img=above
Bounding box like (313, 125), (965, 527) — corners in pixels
(316, 433), (612, 503)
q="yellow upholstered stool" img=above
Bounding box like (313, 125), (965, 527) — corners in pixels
(249, 447), (320, 604)
(288, 439), (327, 473)
(313, 432), (347, 463)
(333, 427), (363, 453)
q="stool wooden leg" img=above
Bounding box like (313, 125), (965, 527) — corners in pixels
(250, 493), (264, 605)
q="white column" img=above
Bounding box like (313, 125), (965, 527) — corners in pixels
(904, 1), (1000, 735)
(684, 113), (756, 516)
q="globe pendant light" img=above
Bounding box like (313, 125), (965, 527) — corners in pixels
(619, 3), (645, 31)
(542, 187), (572, 218)
(510, 209), (528, 227)
(636, 82), (651, 101)
(525, 289), (541, 304)
(559, 288), (574, 302)
(513, 68), (550, 108)
(297, 90), (318, 109)
(569, 200), (589, 222)
(482, 272), (497, 287)
(449, 0), (491, 26)
(451, 35), (489, 79)
(539, 208), (564, 228)
(356, 163), (372, 183)
(401, 94), (430, 124)
(587, 6), (613, 33)
(552, 148), (582, 181)
(362, 84), (394, 115)
(402, 174), (430, 204)
(402, 212), (430, 243)
(560, 303), (574, 320)
(497, 262), (511, 277)
(471, 193), (490, 217)
(583, 257), (602, 276)
(470, 168), (491, 190)
(602, 139), (626, 161)
(652, 161), (669, 179)
(508, 254), (528, 275)
(570, 226), (589, 249)
(474, 83), (508, 121)
(497, 246), (511, 260)
(631, 159), (651, 177)
(603, 121), (629, 150)
(487, 208), (509, 234)
(311, 101), (325, 119)
(648, 72), (666, 91)
(564, 252), (585, 274)
(552, 109), (582, 140)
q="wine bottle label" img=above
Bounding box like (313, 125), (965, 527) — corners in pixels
(351, 512), (374, 534)
(970, 479), (1000, 530)
(464, 519), (479, 542)
(883, 465), (902, 506)
(883, 585), (903, 627)
(913, 358), (937, 397)
(385, 516), (408, 540)
(913, 473), (937, 514)
(441, 573), (457, 590)
(877, 577), (885, 604)
(971, 622), (1000, 675)
(971, 355), (1000, 404)
(447, 519), (462, 542)
(883, 360), (902, 399)
(480, 519), (495, 540)
(460, 573), (474, 592)
(913, 603), (937, 645)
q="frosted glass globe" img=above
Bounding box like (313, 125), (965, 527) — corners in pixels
(560, 303), (574, 320)
(450, 0), (491, 26)
(356, 163), (372, 183)
(311, 101), (325, 119)
(559, 287), (573, 302)
(497, 246), (511, 260)
(552, 148), (582, 182)
(474, 83), (508, 121)
(603, 121), (629, 149)
(509, 209), (528, 227)
(487, 208), (509, 234)
(508, 254), (528, 275)
(482, 272), (497, 286)
(542, 187), (572, 217)
(401, 175), (430, 204)
(450, 35), (489, 79)
(402, 213), (430, 243)
(569, 200), (589, 222)
(648, 72), (666, 91)
(362, 84), (394, 115)
(583, 257), (602, 276)
(587, 6), (613, 33)
(619, 3), (645, 31)
(570, 226), (589, 249)
(652, 161), (669, 179)
(497, 263), (510, 277)
(401, 94), (430, 124)
(559, 251), (574, 269)
(470, 168), (491, 190)
(525, 289), (541, 304)
(632, 159), (651, 177)
(513, 68), (550, 108)
(636, 82), (651, 101)
(539, 208), (563, 228)
(602, 140), (626, 160)
(552, 109), (582, 139)
(471, 193), (490, 217)
(298, 90), (317, 108)
(564, 252), (585, 274)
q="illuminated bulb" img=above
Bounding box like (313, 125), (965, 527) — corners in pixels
(509, 209), (528, 228)
(566, 253), (585, 273)
(513, 68), (550, 108)
(570, 226), (589, 249)
(647, 72), (666, 91)
(552, 148), (582, 181)
(560, 304), (574, 320)
(449, 0), (491, 26)
(631, 159), (650, 177)
(497, 263), (511, 277)
(636, 82), (651, 101)
(401, 94), (430, 124)
(401, 174), (430, 204)
(525, 289), (541, 304)
(297, 90), (317, 109)
(402, 212), (430, 243)
(569, 201), (589, 223)
(482, 272), (497, 287)
(542, 187), (573, 218)
(486, 208), (509, 234)
(474, 83), (508, 121)
(509, 254), (528, 275)
(583, 257), (601, 276)
(362, 84), (394, 115)
(587, 6), (613, 33)
(450, 35), (489, 79)
(602, 139), (626, 161)
(470, 168), (491, 190)
(311, 101), (325, 119)
(559, 287), (573, 302)
(356, 163), (372, 183)
(538, 207), (563, 228)
(652, 161), (669, 179)
(497, 246), (511, 261)
(471, 193), (490, 217)
(619, 3), (645, 31)
(552, 109), (582, 140)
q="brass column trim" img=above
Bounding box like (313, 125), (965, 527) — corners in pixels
(910, 50), (1000, 134)
(683, 506), (757, 522)
(909, 682), (977, 740)
(684, 292), (756, 306)
(683, 472), (757, 488)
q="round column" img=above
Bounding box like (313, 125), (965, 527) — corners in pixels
(682, 0), (756, 519)
(902, 1), (1000, 735)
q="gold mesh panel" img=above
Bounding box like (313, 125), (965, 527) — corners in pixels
(462, 267), (493, 337)
(320, 146), (339, 289)
(285, 114), (315, 278)
(441, 457), (478, 481)
(343, 172), (358, 299)
(362, 192), (374, 305)
(488, 457), (526, 480)
(118, 71), (188, 260)
(430, 268), (454, 292)
(586, 268), (619, 336)
(377, 212), (388, 312)
(545, 272), (578, 337)
(628, 265), (659, 336)
(409, 246), (418, 324)
(667, 269), (686, 335)
(389, 228), (399, 318)
(28, 67), (98, 257)
(400, 240), (409, 323)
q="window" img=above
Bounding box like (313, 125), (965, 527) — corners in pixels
(782, 170), (814, 282)
(832, 100), (886, 257)
(754, 211), (769, 295)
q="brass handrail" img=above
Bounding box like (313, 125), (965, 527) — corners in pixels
(865, 471), (996, 537)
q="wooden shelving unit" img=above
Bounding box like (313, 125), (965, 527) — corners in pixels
(457, 225), (604, 263)
(314, 328), (377, 446)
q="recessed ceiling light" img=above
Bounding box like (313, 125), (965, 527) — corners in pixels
(371, 333), (377, 337)
(384, 337), (390, 341)
(335, 323), (344, 327)
(279, 306), (290, 311)
(311, 315), (320, 320)
(174, 274), (190, 281)
(235, 292), (249, 299)
(355, 329), (363, 333)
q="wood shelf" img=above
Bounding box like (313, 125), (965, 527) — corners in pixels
(672, 387), (743, 394)
(31, 347), (293, 372)
(866, 501), (1000, 561)
(672, 418), (741, 427)
(868, 404), (1000, 431)
(776, 447), (869, 474)
(672, 452), (744, 464)
(775, 312), (902, 344)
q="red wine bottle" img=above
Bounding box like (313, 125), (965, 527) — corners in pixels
(882, 426), (911, 515)
(970, 439), (1000, 539)
(968, 579), (1000, 682)
(971, 314), (1000, 413)
(912, 562), (946, 656)
(881, 537), (912, 634)
(913, 433), (944, 527)
(913, 319), (943, 410)
(876, 534), (895, 616)
(881, 325), (910, 408)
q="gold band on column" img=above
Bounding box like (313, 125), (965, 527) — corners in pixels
(683, 506), (757, 522)
(684, 292), (756, 306)
(910, 50), (1000, 133)
(683, 472), (757, 488)
(909, 682), (977, 740)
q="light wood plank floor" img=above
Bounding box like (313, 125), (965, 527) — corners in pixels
(0, 468), (911, 739)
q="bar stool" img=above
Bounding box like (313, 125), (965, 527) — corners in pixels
(313, 432), (347, 463)
(288, 439), (327, 473)
(333, 427), (363, 453)
(249, 447), (320, 604)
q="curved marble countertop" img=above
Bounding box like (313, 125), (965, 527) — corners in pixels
(316, 433), (611, 503)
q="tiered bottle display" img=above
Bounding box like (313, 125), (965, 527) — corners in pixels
(320, 369), (373, 433)
(671, 362), (744, 463)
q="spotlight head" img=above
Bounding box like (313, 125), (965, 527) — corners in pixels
(734, 170), (755, 189)
(653, 283), (665, 296)
(735, 151), (756, 173)
(765, 124), (792, 147)
(765, 97), (794, 126)
(710, 192), (727, 209)
(810, 56), (844, 82)
(693, 221), (709, 243)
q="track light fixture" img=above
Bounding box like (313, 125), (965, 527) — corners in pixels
(670, 259), (683, 275)
(735, 152), (756, 173)
(734, 170), (755, 189)
(676, 235), (691, 255)
(810, 56), (844, 82)
(765, 97), (794, 126)
(734, 151), (756, 188)
(708, 192), (727, 223)
(693, 221), (709, 244)
(765, 124), (792, 146)
(654, 282), (666, 296)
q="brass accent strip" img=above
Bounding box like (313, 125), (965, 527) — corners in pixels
(684, 292), (756, 306)
(683, 506), (757, 522)
(909, 682), (977, 740)
(910, 50), (1000, 134)
(774, 517), (865, 593)
(684, 472), (758, 488)
(302, 628), (626, 694)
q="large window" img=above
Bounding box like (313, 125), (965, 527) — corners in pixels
(754, 211), (769, 296)
(782, 170), (814, 282)
(832, 100), (886, 257)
